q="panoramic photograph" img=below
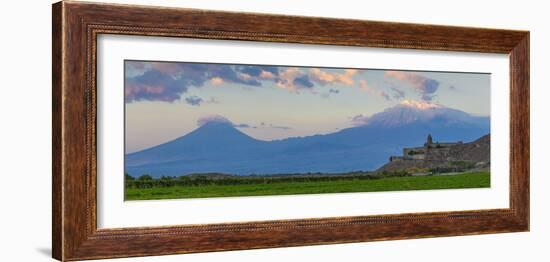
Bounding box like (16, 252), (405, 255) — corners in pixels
(124, 60), (491, 200)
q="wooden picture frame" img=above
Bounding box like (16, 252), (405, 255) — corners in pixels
(52, 1), (529, 261)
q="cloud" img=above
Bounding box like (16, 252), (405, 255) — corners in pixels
(320, 88), (340, 99)
(236, 65), (279, 79)
(126, 62), (319, 101)
(379, 91), (391, 101)
(309, 69), (357, 86)
(125, 61), (149, 77)
(209, 77), (224, 85)
(293, 75), (314, 88)
(233, 123), (256, 129)
(125, 69), (193, 103)
(125, 62), (266, 103)
(270, 124), (292, 130)
(351, 114), (370, 126)
(126, 61), (372, 102)
(196, 115), (257, 129)
(275, 68), (359, 92)
(421, 94), (437, 101)
(384, 71), (440, 101)
(196, 115), (232, 126)
(209, 65), (263, 86)
(390, 87), (405, 100)
(260, 71), (276, 79)
(359, 80), (391, 101)
(196, 115), (292, 131)
(260, 122), (292, 130)
(206, 97), (220, 104)
(184, 96), (203, 106)
(275, 68), (306, 91)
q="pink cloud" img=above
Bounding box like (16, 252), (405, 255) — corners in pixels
(275, 68), (306, 92)
(309, 69), (357, 86)
(259, 70), (276, 79)
(384, 71), (440, 101)
(149, 62), (182, 75)
(209, 77), (224, 86)
(125, 83), (178, 102)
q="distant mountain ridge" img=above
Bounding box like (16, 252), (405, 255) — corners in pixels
(125, 101), (490, 177)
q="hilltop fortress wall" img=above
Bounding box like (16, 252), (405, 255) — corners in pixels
(380, 134), (490, 173)
(390, 134), (463, 162)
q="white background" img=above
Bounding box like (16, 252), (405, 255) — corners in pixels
(0, 0), (547, 261)
(98, 35), (509, 228)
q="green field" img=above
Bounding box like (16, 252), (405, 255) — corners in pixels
(125, 171), (490, 201)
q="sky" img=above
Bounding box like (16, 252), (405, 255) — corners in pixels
(125, 60), (490, 153)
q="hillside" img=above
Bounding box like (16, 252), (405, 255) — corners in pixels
(377, 134), (490, 172)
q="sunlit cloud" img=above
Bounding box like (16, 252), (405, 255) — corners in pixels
(209, 77), (224, 86)
(384, 71), (440, 101)
(309, 68), (357, 86)
(275, 68), (309, 91)
(260, 70), (276, 79)
(125, 61), (443, 104)
(125, 62), (264, 103)
(125, 69), (192, 103)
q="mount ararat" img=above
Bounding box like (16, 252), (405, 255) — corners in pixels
(125, 100), (490, 177)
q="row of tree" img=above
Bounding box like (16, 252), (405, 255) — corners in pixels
(125, 171), (412, 189)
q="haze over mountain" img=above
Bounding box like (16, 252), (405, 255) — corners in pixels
(125, 100), (490, 177)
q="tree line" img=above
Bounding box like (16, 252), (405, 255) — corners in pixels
(124, 171), (411, 189)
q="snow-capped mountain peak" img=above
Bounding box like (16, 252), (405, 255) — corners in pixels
(354, 100), (486, 127)
(398, 99), (442, 110)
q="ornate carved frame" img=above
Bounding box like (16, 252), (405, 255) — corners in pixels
(52, 1), (529, 261)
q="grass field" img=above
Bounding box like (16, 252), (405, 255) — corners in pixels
(125, 171), (490, 200)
